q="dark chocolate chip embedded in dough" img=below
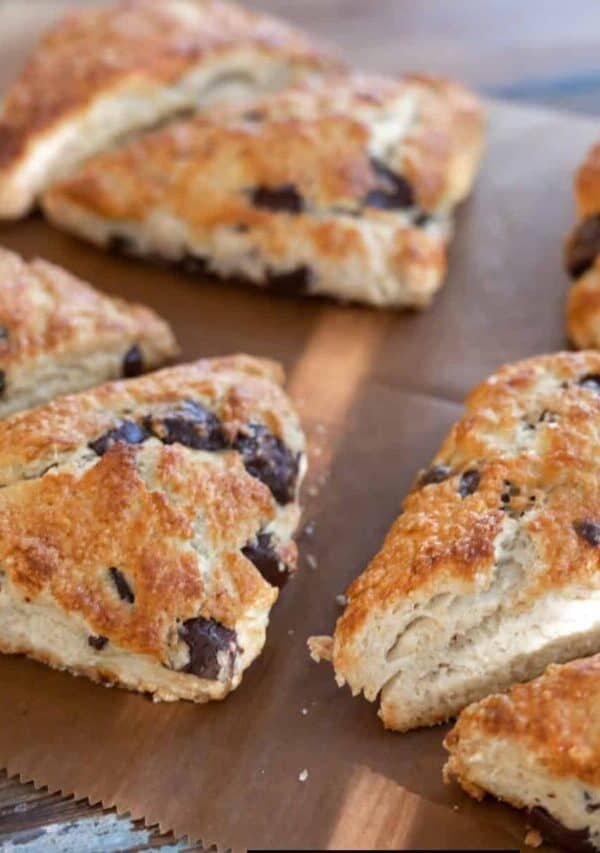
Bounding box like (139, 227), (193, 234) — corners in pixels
(574, 520), (600, 547)
(179, 254), (210, 276)
(0, 326), (9, 343)
(364, 158), (415, 210)
(419, 464), (451, 486)
(109, 567), (135, 603)
(579, 373), (600, 394)
(108, 234), (134, 255)
(566, 213), (600, 279)
(242, 532), (290, 588)
(250, 183), (304, 213)
(265, 266), (312, 296)
(143, 400), (228, 451)
(458, 468), (480, 498)
(88, 420), (148, 456)
(179, 616), (238, 681)
(88, 635), (108, 651)
(122, 344), (144, 378)
(529, 806), (596, 853)
(0, 370), (5, 398)
(234, 423), (299, 505)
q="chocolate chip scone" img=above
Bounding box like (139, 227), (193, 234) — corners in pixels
(565, 143), (600, 348)
(0, 246), (177, 417)
(42, 72), (484, 309)
(0, 0), (341, 219)
(309, 352), (600, 731)
(0, 355), (306, 701)
(444, 655), (600, 852)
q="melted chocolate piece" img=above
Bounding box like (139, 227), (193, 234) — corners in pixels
(458, 468), (480, 498)
(234, 423), (299, 505)
(419, 464), (451, 486)
(265, 266), (312, 296)
(179, 254), (210, 276)
(250, 184), (304, 213)
(574, 520), (600, 547)
(88, 420), (148, 456)
(109, 567), (135, 603)
(364, 158), (415, 210)
(579, 373), (600, 394)
(108, 234), (134, 255)
(242, 532), (290, 588)
(0, 370), (5, 397)
(144, 400), (228, 451)
(179, 616), (238, 681)
(566, 214), (600, 279)
(88, 635), (108, 651)
(529, 807), (595, 853)
(122, 344), (144, 378)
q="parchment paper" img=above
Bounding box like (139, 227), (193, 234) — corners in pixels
(0, 25), (597, 851)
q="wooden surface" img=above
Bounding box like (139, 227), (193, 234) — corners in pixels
(0, 0), (599, 850)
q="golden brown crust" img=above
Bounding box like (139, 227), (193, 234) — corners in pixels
(333, 351), (600, 673)
(0, 356), (306, 695)
(0, 0), (339, 176)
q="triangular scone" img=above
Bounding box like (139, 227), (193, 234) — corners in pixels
(42, 72), (484, 309)
(0, 0), (340, 219)
(0, 356), (306, 701)
(444, 655), (600, 852)
(0, 246), (177, 417)
(310, 352), (600, 731)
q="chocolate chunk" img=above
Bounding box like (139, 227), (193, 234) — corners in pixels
(566, 214), (600, 278)
(458, 468), (480, 498)
(144, 400), (228, 451)
(265, 266), (312, 296)
(108, 234), (134, 255)
(529, 806), (595, 853)
(242, 532), (290, 588)
(179, 616), (238, 681)
(0, 370), (5, 398)
(584, 791), (600, 813)
(122, 344), (144, 378)
(179, 254), (210, 276)
(0, 325), (9, 343)
(234, 423), (299, 505)
(242, 110), (264, 122)
(419, 464), (451, 486)
(414, 211), (431, 227)
(579, 373), (600, 394)
(574, 520), (600, 547)
(88, 420), (148, 456)
(364, 158), (415, 210)
(109, 567), (135, 603)
(88, 635), (108, 651)
(250, 184), (304, 213)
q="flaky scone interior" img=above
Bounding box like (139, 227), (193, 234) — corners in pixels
(444, 655), (600, 853)
(310, 352), (600, 731)
(0, 246), (178, 417)
(42, 72), (484, 309)
(0, 355), (306, 701)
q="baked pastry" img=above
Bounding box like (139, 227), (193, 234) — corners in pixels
(444, 654), (600, 852)
(566, 142), (600, 348)
(0, 0), (340, 219)
(0, 355), (306, 701)
(309, 352), (600, 731)
(42, 72), (484, 309)
(0, 246), (177, 417)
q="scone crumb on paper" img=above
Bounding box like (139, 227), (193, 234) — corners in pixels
(308, 635), (333, 662)
(335, 594), (347, 607)
(306, 554), (318, 570)
(525, 828), (543, 848)
(298, 769), (309, 783)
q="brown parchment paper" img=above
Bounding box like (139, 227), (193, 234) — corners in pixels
(0, 12), (599, 849)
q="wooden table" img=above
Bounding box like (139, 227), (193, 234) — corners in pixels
(1, 1), (600, 849)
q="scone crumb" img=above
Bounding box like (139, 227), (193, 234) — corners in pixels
(525, 828), (543, 848)
(308, 635), (333, 662)
(306, 554), (318, 570)
(301, 707), (308, 716)
(298, 769), (309, 783)
(335, 594), (348, 607)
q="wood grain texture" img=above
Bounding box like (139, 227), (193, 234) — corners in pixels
(0, 0), (599, 850)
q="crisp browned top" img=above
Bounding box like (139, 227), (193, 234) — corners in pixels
(0, 246), (177, 374)
(335, 351), (600, 650)
(446, 654), (600, 785)
(44, 71), (483, 219)
(0, 0), (340, 171)
(0, 355), (305, 661)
